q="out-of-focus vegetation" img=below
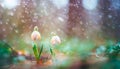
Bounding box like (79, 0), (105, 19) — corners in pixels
(0, 40), (17, 68)
(1, 36), (120, 69)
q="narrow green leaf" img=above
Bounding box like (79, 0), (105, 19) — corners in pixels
(50, 47), (55, 56)
(38, 45), (43, 58)
(33, 43), (39, 60)
(50, 47), (53, 55)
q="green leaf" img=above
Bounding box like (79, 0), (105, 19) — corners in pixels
(50, 47), (55, 56)
(33, 43), (39, 60)
(38, 45), (43, 58)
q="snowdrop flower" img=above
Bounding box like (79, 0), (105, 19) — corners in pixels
(31, 26), (41, 41)
(51, 35), (61, 45)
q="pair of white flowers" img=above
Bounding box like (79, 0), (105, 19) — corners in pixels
(31, 26), (61, 45)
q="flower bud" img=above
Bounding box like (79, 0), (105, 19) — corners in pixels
(51, 35), (61, 45)
(31, 26), (41, 41)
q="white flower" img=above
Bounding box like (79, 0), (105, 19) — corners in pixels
(31, 26), (41, 41)
(51, 35), (61, 45)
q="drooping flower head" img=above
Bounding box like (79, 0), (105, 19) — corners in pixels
(51, 35), (61, 45)
(31, 26), (41, 41)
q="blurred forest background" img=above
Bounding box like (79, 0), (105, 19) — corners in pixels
(0, 0), (120, 52)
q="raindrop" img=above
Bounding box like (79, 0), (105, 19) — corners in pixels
(108, 15), (112, 18)
(15, 30), (19, 33)
(79, 21), (83, 25)
(21, 20), (25, 23)
(58, 17), (64, 22)
(10, 27), (13, 30)
(0, 21), (2, 24)
(8, 12), (14, 16)
(12, 23), (17, 27)
(2, 28), (6, 31)
(5, 22), (8, 25)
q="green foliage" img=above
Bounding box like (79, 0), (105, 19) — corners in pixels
(38, 45), (43, 58)
(50, 47), (55, 56)
(105, 42), (120, 59)
(0, 40), (15, 66)
(33, 43), (39, 60)
(32, 42), (44, 61)
(96, 41), (120, 59)
(96, 45), (106, 55)
(55, 37), (95, 59)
